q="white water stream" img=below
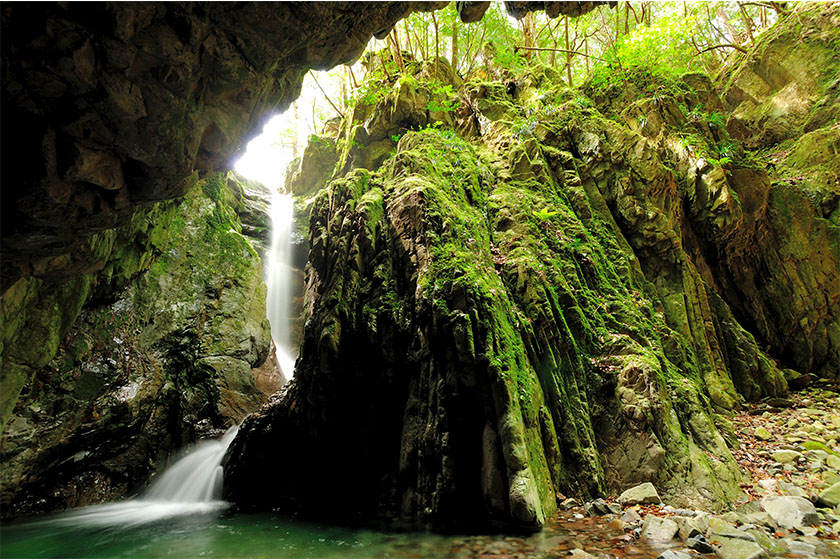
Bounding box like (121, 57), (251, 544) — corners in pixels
(49, 427), (239, 528)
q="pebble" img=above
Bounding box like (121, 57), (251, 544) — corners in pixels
(758, 478), (778, 490)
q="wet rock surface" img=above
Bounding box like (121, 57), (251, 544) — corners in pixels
(1, 172), (271, 517)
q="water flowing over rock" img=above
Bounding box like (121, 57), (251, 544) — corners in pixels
(1, 173), (270, 517)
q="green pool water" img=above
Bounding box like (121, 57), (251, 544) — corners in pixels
(0, 503), (676, 559)
(1, 506), (452, 559)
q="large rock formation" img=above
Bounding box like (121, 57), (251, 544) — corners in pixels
(2, 1), (610, 292)
(224, 5), (839, 531)
(1, 173), (272, 517)
(1, 1), (614, 518)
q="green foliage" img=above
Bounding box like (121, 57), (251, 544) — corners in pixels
(573, 96), (594, 109)
(707, 111), (726, 129)
(591, 12), (699, 91)
(202, 173), (226, 202)
(427, 82), (460, 113)
(532, 207), (558, 221)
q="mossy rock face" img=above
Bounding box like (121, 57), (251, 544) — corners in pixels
(225, 6), (839, 531)
(1, 172), (271, 517)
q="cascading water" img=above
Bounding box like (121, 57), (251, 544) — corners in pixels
(48, 427), (239, 528)
(264, 190), (296, 379)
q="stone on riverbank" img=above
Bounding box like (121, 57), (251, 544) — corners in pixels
(761, 496), (819, 528)
(619, 483), (661, 506)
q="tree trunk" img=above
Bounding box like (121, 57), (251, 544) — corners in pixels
(432, 11), (440, 77)
(738, 2), (755, 43)
(451, 19), (458, 71)
(522, 12), (535, 61)
(403, 21), (414, 60)
(565, 16), (573, 87)
(624, 2), (630, 35)
(585, 35), (590, 74)
(390, 29), (406, 73)
(717, 6), (741, 44)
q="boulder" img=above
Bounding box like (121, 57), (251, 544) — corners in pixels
(641, 515), (680, 542)
(818, 482), (840, 508)
(754, 427), (772, 441)
(619, 482), (662, 506)
(771, 449), (802, 464)
(760, 496), (819, 528)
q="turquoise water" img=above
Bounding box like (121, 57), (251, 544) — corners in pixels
(0, 505), (674, 559)
(1, 507), (448, 559)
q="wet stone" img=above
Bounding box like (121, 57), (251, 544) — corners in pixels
(641, 515), (679, 542)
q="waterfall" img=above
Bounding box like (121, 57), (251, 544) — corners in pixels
(142, 426), (238, 503)
(50, 427), (239, 528)
(265, 190), (296, 379)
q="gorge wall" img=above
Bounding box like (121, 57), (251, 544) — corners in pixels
(224, 4), (839, 531)
(1, 172), (276, 516)
(0, 1), (610, 517)
(1, 0), (837, 531)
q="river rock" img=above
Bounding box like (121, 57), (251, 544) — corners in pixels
(761, 496), (819, 528)
(757, 478), (778, 490)
(787, 540), (817, 557)
(622, 508), (642, 525)
(772, 449), (803, 464)
(754, 427), (772, 441)
(584, 498), (611, 516)
(827, 455), (840, 470)
(619, 482), (661, 506)
(642, 515), (679, 542)
(713, 537), (764, 559)
(818, 482), (840, 508)
(686, 536), (714, 554)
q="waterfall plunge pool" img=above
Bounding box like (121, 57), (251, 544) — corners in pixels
(0, 507), (680, 559)
(0, 428), (677, 558)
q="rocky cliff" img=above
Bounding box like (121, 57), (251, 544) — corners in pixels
(1, 173), (274, 516)
(224, 4), (839, 531)
(0, 0), (609, 518)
